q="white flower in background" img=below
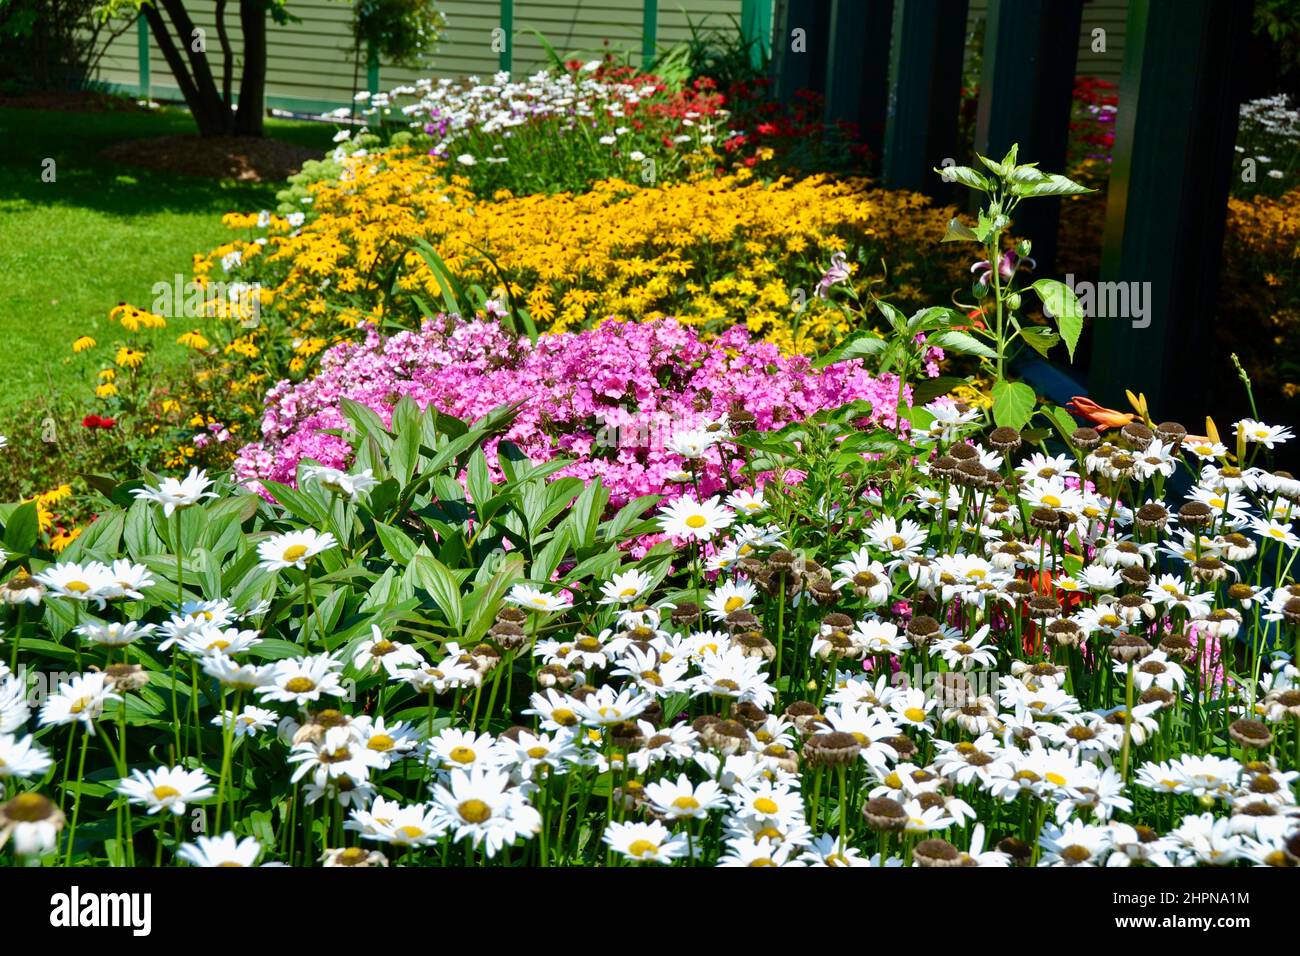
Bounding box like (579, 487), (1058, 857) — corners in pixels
(353, 625), (424, 676)
(666, 428), (720, 460)
(726, 489), (767, 516)
(257, 529), (337, 572)
(117, 765), (215, 816)
(34, 561), (114, 608)
(431, 766), (537, 857)
(659, 495), (735, 541)
(210, 705), (278, 737)
(302, 465), (378, 501)
(598, 569), (654, 605)
(178, 832), (263, 867)
(131, 467), (217, 516)
(1235, 418), (1294, 448)
(258, 654), (346, 705)
(38, 672), (120, 735)
(0, 675), (31, 734)
(100, 559), (156, 601)
(0, 792), (64, 854)
(506, 583), (572, 613)
(0, 733), (54, 781)
(644, 773), (727, 820)
(705, 580), (758, 621)
(74, 620), (155, 647)
(604, 820), (690, 864)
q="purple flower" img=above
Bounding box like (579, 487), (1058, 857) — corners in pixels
(814, 251), (851, 299)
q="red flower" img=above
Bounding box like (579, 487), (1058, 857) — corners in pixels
(81, 414), (117, 430)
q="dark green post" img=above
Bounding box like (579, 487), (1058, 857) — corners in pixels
(770, 0), (833, 104)
(973, 0), (1082, 275)
(740, 0), (774, 70)
(499, 0), (514, 73)
(367, 41), (380, 96)
(643, 0), (659, 69)
(1089, 0), (1253, 417)
(137, 14), (151, 101)
(882, 0), (970, 199)
(824, 0), (893, 172)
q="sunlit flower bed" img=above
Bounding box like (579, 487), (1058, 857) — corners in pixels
(1, 383), (1297, 867)
(232, 315), (908, 505)
(337, 63), (734, 197)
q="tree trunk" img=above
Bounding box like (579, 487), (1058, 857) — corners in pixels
(140, 3), (232, 136)
(158, 0), (231, 135)
(233, 0), (267, 137)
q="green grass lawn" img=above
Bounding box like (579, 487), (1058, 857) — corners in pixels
(0, 104), (335, 426)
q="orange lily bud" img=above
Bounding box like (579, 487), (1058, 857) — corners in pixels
(1066, 395), (1136, 431)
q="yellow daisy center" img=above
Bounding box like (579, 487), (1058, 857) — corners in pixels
(458, 799), (491, 824)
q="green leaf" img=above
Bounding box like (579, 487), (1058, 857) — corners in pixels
(813, 331), (887, 368)
(3, 501), (40, 555)
(410, 238), (466, 315)
(410, 555), (464, 633)
(991, 380), (1038, 430)
(875, 299), (908, 332)
(910, 375), (966, 406)
(905, 306), (963, 334)
(1031, 278), (1084, 360)
(1042, 404), (1079, 441)
(935, 165), (991, 191)
(373, 522), (417, 566)
(1019, 324), (1061, 358)
(941, 217), (980, 243)
(1009, 173), (1095, 198)
(928, 329), (998, 359)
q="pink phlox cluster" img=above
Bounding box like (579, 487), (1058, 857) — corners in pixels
(234, 315), (907, 506)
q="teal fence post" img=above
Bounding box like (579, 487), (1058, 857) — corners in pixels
(824, 0), (892, 171)
(137, 15), (150, 101)
(642, 0), (659, 68)
(770, 0), (832, 103)
(500, 0), (514, 72)
(1089, 0), (1253, 416)
(740, 0), (773, 69)
(882, 0), (970, 198)
(973, 0), (1082, 275)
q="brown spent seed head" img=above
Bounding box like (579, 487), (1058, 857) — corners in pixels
(914, 838), (963, 867)
(862, 797), (908, 832)
(987, 427), (1022, 452)
(1229, 719), (1274, 749)
(1178, 500), (1214, 529)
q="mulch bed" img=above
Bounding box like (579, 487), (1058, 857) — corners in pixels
(100, 134), (325, 182)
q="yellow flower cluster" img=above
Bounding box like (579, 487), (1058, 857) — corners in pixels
(194, 150), (963, 357)
(1221, 187), (1300, 405)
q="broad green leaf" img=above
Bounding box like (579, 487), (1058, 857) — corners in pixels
(3, 500), (39, 555)
(928, 329), (998, 359)
(410, 555), (464, 632)
(941, 217), (979, 243)
(1010, 173), (1095, 198)
(992, 380), (1038, 430)
(1032, 278), (1084, 360)
(813, 331), (887, 368)
(1019, 324), (1061, 358)
(936, 165), (991, 191)
(910, 375), (966, 406)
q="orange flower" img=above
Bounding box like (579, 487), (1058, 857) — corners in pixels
(1066, 395), (1135, 431)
